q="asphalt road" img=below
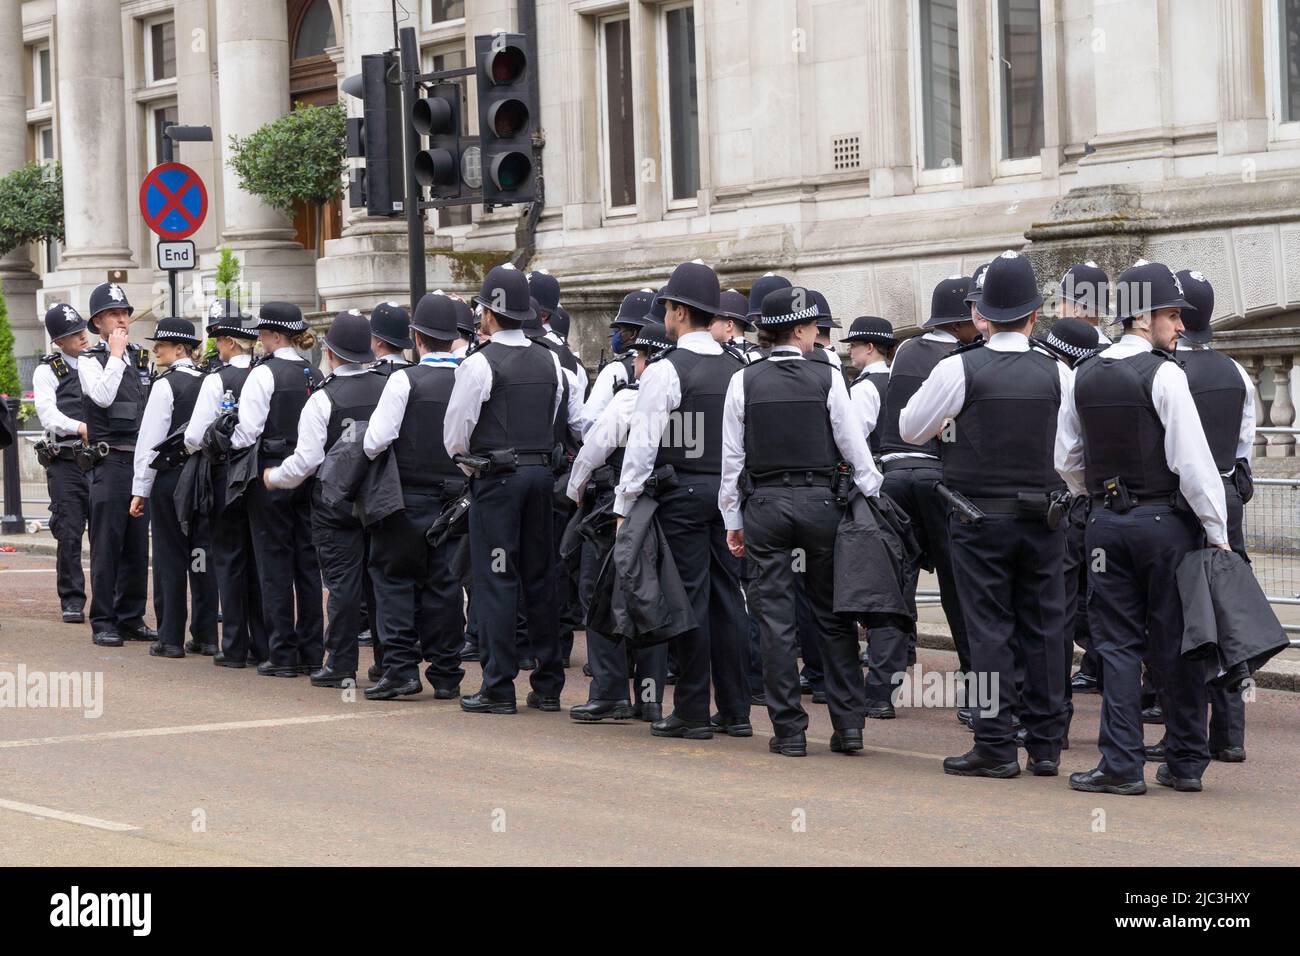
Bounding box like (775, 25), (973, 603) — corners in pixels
(1, 548), (1297, 866)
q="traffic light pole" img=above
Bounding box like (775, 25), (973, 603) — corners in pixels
(398, 27), (426, 303)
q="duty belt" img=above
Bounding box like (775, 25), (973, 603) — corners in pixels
(752, 470), (834, 488)
(511, 452), (552, 468)
(1089, 490), (1184, 509)
(881, 457), (941, 474)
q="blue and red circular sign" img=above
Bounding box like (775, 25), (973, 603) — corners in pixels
(139, 162), (207, 240)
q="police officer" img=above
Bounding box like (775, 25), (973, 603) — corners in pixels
(363, 293), (468, 701)
(1061, 260), (1230, 795)
(129, 317), (218, 658)
(450, 294), (477, 359)
(263, 311), (385, 689)
(901, 251), (1073, 777)
(710, 289), (760, 362)
(843, 315), (896, 452)
(867, 277), (977, 716)
(1174, 269), (1254, 763)
(579, 289), (655, 435)
(232, 302), (325, 677)
(32, 303), (92, 624)
(1038, 317), (1107, 737)
(370, 302), (414, 373)
(809, 291), (842, 367)
(567, 321), (674, 723)
(529, 269), (588, 394)
(184, 303), (266, 667)
(445, 263), (571, 714)
(720, 287), (883, 756)
(1059, 261), (1113, 347)
(616, 259), (752, 739)
(79, 282), (156, 648)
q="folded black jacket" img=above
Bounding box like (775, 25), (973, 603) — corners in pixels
(173, 451), (213, 536)
(586, 493), (696, 649)
(1177, 547), (1290, 692)
(833, 490), (919, 631)
(316, 421), (404, 528)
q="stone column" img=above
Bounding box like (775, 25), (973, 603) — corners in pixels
(0, 0), (40, 355)
(956, 0), (993, 189)
(1245, 356), (1268, 458)
(44, 0), (150, 327)
(864, 0), (914, 197)
(1265, 354), (1295, 457)
(1217, 0), (1268, 156)
(212, 0), (316, 310)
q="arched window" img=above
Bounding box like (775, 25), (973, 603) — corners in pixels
(294, 0), (335, 60)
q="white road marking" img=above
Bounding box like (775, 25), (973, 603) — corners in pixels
(0, 710), (417, 750)
(0, 568), (59, 573)
(0, 797), (139, 832)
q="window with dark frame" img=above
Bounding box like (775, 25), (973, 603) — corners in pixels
(998, 0), (1043, 160)
(1281, 0), (1300, 122)
(663, 5), (700, 202)
(35, 45), (52, 105)
(602, 17), (636, 209)
(429, 0), (465, 23)
(149, 20), (176, 82)
(294, 0), (335, 59)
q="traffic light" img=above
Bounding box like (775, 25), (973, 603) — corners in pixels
(412, 83), (463, 200)
(474, 33), (538, 205)
(341, 51), (404, 217)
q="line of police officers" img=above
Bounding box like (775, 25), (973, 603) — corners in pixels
(32, 248), (1253, 791)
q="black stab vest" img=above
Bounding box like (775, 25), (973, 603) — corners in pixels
(41, 353), (84, 423)
(1179, 347), (1246, 474)
(217, 361), (253, 399)
(161, 366), (204, 432)
(322, 369), (387, 452)
(469, 341), (558, 456)
(83, 345), (151, 447)
(876, 336), (954, 457)
(260, 356), (321, 458)
(851, 370), (891, 455)
(941, 347), (1062, 497)
(742, 358), (839, 477)
(394, 362), (462, 487)
(372, 358), (413, 378)
(653, 347), (743, 476)
(1074, 350), (1180, 496)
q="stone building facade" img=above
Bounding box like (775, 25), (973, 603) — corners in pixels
(4, 0), (1300, 455)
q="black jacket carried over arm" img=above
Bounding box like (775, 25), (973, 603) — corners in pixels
(173, 451), (214, 536)
(1177, 547), (1290, 692)
(833, 489), (919, 631)
(316, 419), (404, 528)
(586, 493), (696, 649)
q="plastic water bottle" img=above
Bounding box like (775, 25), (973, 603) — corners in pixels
(220, 389), (237, 414)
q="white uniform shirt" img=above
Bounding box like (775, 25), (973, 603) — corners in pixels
(231, 347), (311, 451)
(579, 358), (631, 438)
(132, 359), (201, 498)
(1056, 334), (1229, 545)
(899, 331), (1082, 494)
(266, 363), (369, 490)
(615, 330), (726, 517)
(850, 359), (889, 440)
(1175, 342), (1257, 465)
(1095, 323), (1112, 345)
(184, 353), (252, 452)
(32, 351), (83, 438)
(567, 385), (639, 503)
(79, 342), (141, 410)
(881, 328), (959, 463)
(443, 329), (568, 473)
(546, 327), (589, 393)
(816, 343), (843, 367)
(364, 352), (459, 460)
(718, 346), (883, 531)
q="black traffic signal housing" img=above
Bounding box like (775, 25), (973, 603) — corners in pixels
(474, 32), (538, 205)
(412, 83), (463, 200)
(342, 51), (404, 217)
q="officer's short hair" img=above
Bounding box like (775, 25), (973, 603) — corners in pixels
(414, 329), (454, 353)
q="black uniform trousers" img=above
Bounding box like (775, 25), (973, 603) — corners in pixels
(949, 514), (1070, 764)
(1087, 504), (1209, 781)
(1206, 483), (1247, 750)
(655, 473), (751, 724)
(877, 461), (970, 672)
(469, 464), (561, 702)
(211, 463), (267, 662)
(246, 461), (324, 669)
(1061, 513), (1089, 726)
(149, 466), (219, 647)
(744, 486), (864, 737)
(577, 496), (668, 704)
(369, 490), (465, 688)
(87, 451), (150, 635)
(310, 484), (370, 675)
(46, 457), (89, 610)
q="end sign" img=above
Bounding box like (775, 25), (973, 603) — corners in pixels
(156, 240), (196, 271)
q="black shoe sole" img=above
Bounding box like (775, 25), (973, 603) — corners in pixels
(213, 659), (247, 669)
(460, 701), (517, 714)
(310, 676), (356, 688)
(149, 648), (185, 659)
(92, 638), (124, 647)
(571, 705), (635, 722)
(651, 725), (713, 740)
(830, 737), (864, 754)
(1068, 778), (1147, 795)
(1156, 771), (1203, 792)
(365, 682), (422, 701)
(865, 710), (895, 720)
(769, 742), (807, 757)
(1027, 762), (1059, 776)
(712, 723), (753, 738)
(432, 689), (461, 700)
(944, 762), (1021, 778)
(62, 614), (85, 624)
(1211, 750), (1246, 763)
(257, 668), (300, 678)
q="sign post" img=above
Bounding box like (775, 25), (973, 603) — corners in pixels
(139, 162), (208, 318)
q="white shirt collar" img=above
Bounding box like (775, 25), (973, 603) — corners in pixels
(924, 328), (958, 343)
(770, 345), (803, 360)
(332, 362), (368, 376)
(987, 330), (1030, 351)
(862, 359), (889, 373)
(229, 353), (252, 368)
(272, 346), (303, 360)
(676, 330), (720, 352)
(489, 329), (528, 347)
(1117, 333), (1154, 352)
(420, 351), (458, 364)
(375, 353), (405, 362)
(171, 357), (195, 369)
(58, 349), (80, 367)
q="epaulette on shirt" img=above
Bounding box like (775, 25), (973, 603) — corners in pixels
(645, 345), (676, 365)
(612, 378), (640, 395)
(464, 338), (489, 359)
(1028, 338), (1057, 360)
(951, 338), (985, 356)
(720, 342), (748, 365)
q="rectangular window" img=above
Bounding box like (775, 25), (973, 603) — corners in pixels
(146, 20), (176, 84)
(599, 16), (636, 211)
(428, 1), (465, 24)
(1280, 0), (1300, 122)
(424, 45), (471, 228)
(150, 103), (178, 166)
(662, 4), (700, 203)
(918, 0), (962, 170)
(33, 44), (52, 106)
(998, 0), (1043, 160)
(35, 123), (54, 163)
